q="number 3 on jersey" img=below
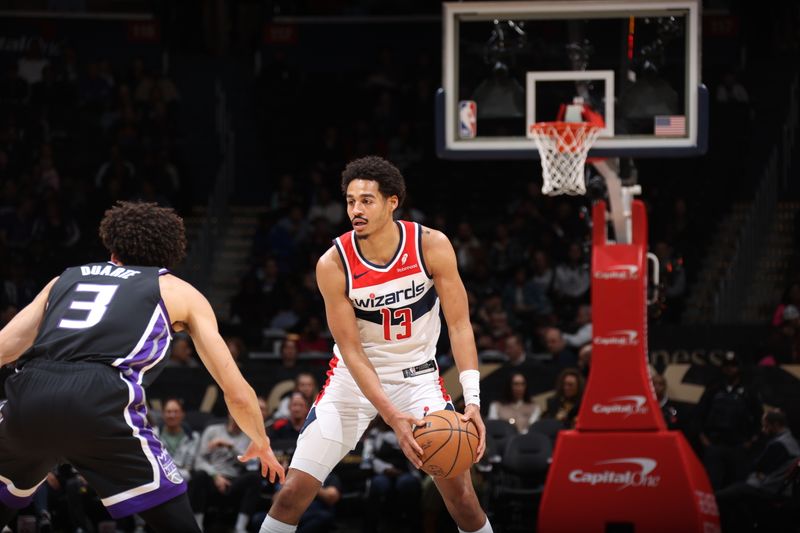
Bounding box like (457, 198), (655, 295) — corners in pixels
(58, 284), (119, 330)
(380, 308), (412, 341)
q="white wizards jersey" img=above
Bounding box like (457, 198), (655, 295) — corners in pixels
(332, 220), (441, 380)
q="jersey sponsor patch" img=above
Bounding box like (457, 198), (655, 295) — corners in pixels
(402, 359), (437, 378)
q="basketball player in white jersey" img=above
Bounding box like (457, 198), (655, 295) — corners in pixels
(260, 156), (492, 533)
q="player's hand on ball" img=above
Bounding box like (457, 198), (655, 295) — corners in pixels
(386, 411), (426, 469)
(461, 404), (486, 462)
(238, 441), (286, 484)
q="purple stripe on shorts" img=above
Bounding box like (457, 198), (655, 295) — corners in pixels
(105, 481), (186, 519)
(107, 311), (186, 517)
(0, 484), (34, 509)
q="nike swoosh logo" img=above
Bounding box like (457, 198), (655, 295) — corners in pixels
(353, 271), (368, 279)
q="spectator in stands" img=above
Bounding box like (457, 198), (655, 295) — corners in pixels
(652, 372), (682, 431)
(715, 409), (799, 533)
(225, 335), (247, 363)
(542, 327), (578, 369)
(167, 334), (199, 368)
(306, 186), (344, 227)
(487, 310), (514, 351)
(488, 372), (541, 433)
(254, 256), (285, 302)
(553, 242), (590, 307)
(272, 371), (319, 421)
(562, 304), (592, 349)
(296, 315), (330, 354)
(501, 266), (552, 326)
(529, 249), (555, 298)
(269, 392), (311, 442)
(543, 368), (584, 428)
(362, 417), (422, 532)
(17, 40), (49, 85)
(488, 223), (523, 278)
(157, 398), (200, 482)
(258, 396), (270, 425)
(652, 241), (687, 321)
(696, 352), (763, 489)
(502, 333), (530, 367)
(42, 465), (98, 532)
(275, 334), (302, 382)
(771, 283), (800, 327)
(269, 297), (304, 333)
(191, 412), (262, 533)
(451, 221), (482, 276)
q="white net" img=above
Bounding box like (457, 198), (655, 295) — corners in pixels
(529, 122), (602, 196)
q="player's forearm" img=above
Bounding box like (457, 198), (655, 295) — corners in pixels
(0, 305), (43, 366)
(448, 322), (479, 372)
(223, 385), (271, 449)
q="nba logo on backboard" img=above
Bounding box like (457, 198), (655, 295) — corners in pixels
(458, 100), (477, 139)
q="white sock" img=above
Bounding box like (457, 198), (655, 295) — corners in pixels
(194, 513), (204, 528)
(235, 513), (249, 531)
(260, 515), (297, 533)
(459, 517), (493, 533)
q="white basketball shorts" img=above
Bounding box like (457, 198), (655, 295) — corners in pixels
(289, 360), (452, 482)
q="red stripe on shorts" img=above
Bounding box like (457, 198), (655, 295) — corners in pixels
(315, 354), (339, 404)
(438, 376), (451, 402)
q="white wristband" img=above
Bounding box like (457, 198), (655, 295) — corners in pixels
(459, 369), (481, 407)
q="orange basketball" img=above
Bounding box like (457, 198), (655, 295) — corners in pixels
(413, 409), (479, 479)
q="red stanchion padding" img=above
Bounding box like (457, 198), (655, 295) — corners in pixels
(579, 200), (663, 432)
(538, 431), (720, 533)
(537, 200), (719, 532)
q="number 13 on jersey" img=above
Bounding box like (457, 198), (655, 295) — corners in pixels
(380, 308), (412, 341)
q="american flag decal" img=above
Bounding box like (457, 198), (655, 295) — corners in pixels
(654, 115), (686, 136)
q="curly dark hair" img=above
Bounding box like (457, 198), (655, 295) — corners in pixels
(340, 156), (406, 206)
(99, 201), (187, 268)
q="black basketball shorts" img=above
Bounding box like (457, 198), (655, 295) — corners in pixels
(0, 360), (185, 518)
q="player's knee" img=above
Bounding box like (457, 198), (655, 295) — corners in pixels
(269, 478), (316, 520)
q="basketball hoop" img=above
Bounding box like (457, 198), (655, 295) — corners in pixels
(529, 121), (602, 196)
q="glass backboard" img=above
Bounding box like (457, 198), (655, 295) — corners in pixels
(438, 0), (707, 159)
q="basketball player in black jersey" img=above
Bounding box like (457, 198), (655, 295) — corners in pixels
(0, 201), (285, 532)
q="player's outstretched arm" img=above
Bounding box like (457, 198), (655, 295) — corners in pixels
(422, 228), (486, 461)
(316, 248), (425, 468)
(0, 277), (57, 367)
(159, 275), (285, 483)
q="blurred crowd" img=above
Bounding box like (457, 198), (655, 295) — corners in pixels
(0, 41), (186, 327)
(0, 7), (799, 531)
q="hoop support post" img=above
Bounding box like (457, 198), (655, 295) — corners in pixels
(592, 159), (641, 244)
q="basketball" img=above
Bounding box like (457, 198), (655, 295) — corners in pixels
(413, 409), (479, 479)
